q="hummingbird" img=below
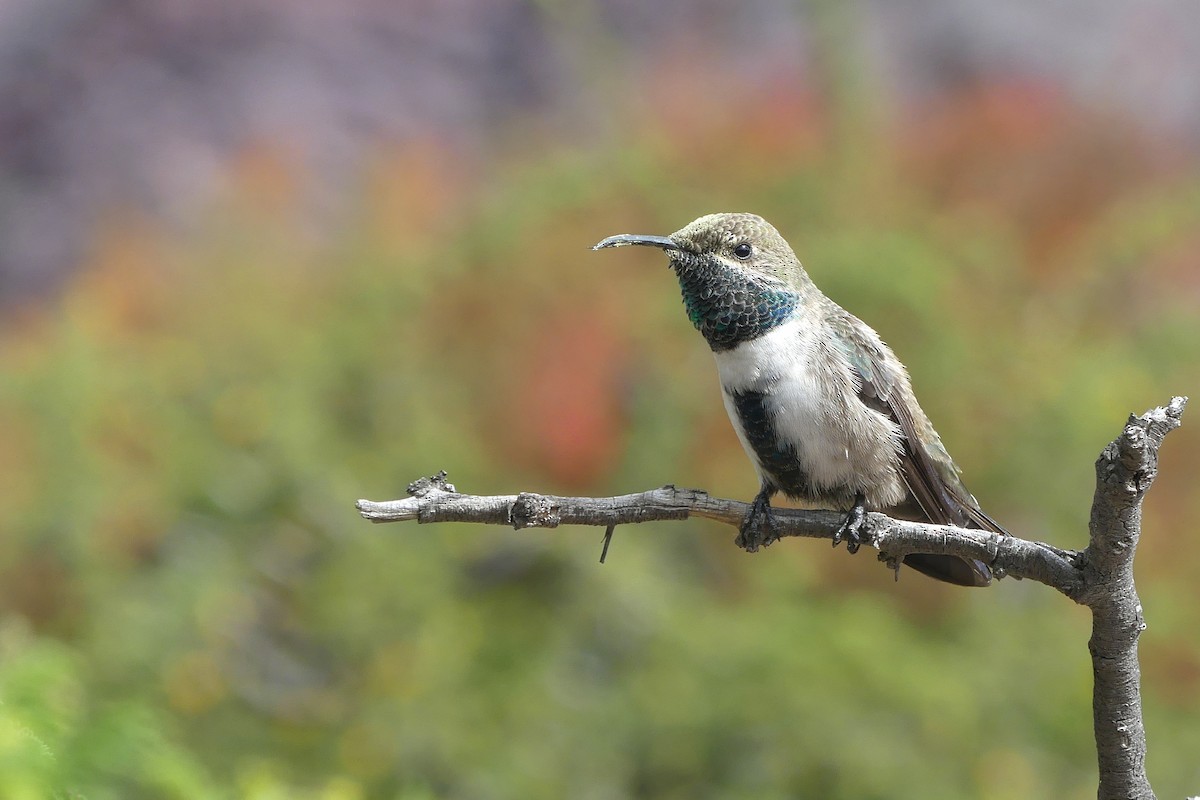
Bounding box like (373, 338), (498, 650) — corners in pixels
(593, 212), (1005, 586)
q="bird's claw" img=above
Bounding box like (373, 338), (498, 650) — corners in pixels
(736, 490), (778, 552)
(832, 494), (867, 554)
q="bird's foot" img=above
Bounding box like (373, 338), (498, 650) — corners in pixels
(736, 489), (778, 552)
(832, 493), (867, 554)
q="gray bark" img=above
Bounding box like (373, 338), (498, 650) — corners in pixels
(356, 396), (1186, 798)
(1077, 397), (1186, 799)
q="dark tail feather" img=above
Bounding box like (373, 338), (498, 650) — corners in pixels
(902, 554), (992, 587)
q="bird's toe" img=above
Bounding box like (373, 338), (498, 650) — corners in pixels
(832, 494), (867, 554)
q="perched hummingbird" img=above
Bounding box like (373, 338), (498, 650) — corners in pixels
(593, 213), (1005, 586)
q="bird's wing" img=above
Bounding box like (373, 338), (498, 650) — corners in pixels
(828, 312), (1007, 536)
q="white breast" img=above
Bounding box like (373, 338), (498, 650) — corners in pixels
(712, 317), (904, 503)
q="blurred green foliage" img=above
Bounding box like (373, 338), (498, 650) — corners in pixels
(1, 75), (1199, 799)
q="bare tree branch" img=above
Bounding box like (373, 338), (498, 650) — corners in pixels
(355, 396), (1186, 798)
(356, 479), (1083, 593)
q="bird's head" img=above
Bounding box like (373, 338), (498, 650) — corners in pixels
(594, 213), (812, 350)
(592, 212), (808, 289)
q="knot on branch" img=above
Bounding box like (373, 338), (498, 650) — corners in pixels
(407, 470), (456, 498)
(1117, 421), (1153, 492)
(1096, 398), (1187, 498)
(509, 493), (560, 529)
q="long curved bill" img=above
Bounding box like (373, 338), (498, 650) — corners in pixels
(591, 233), (680, 251)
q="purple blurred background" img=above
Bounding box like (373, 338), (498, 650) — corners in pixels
(1, 0), (1197, 300)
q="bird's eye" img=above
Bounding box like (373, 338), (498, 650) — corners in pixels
(733, 243), (753, 259)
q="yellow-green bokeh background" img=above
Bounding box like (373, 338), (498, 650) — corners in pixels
(2, 10), (1199, 800)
